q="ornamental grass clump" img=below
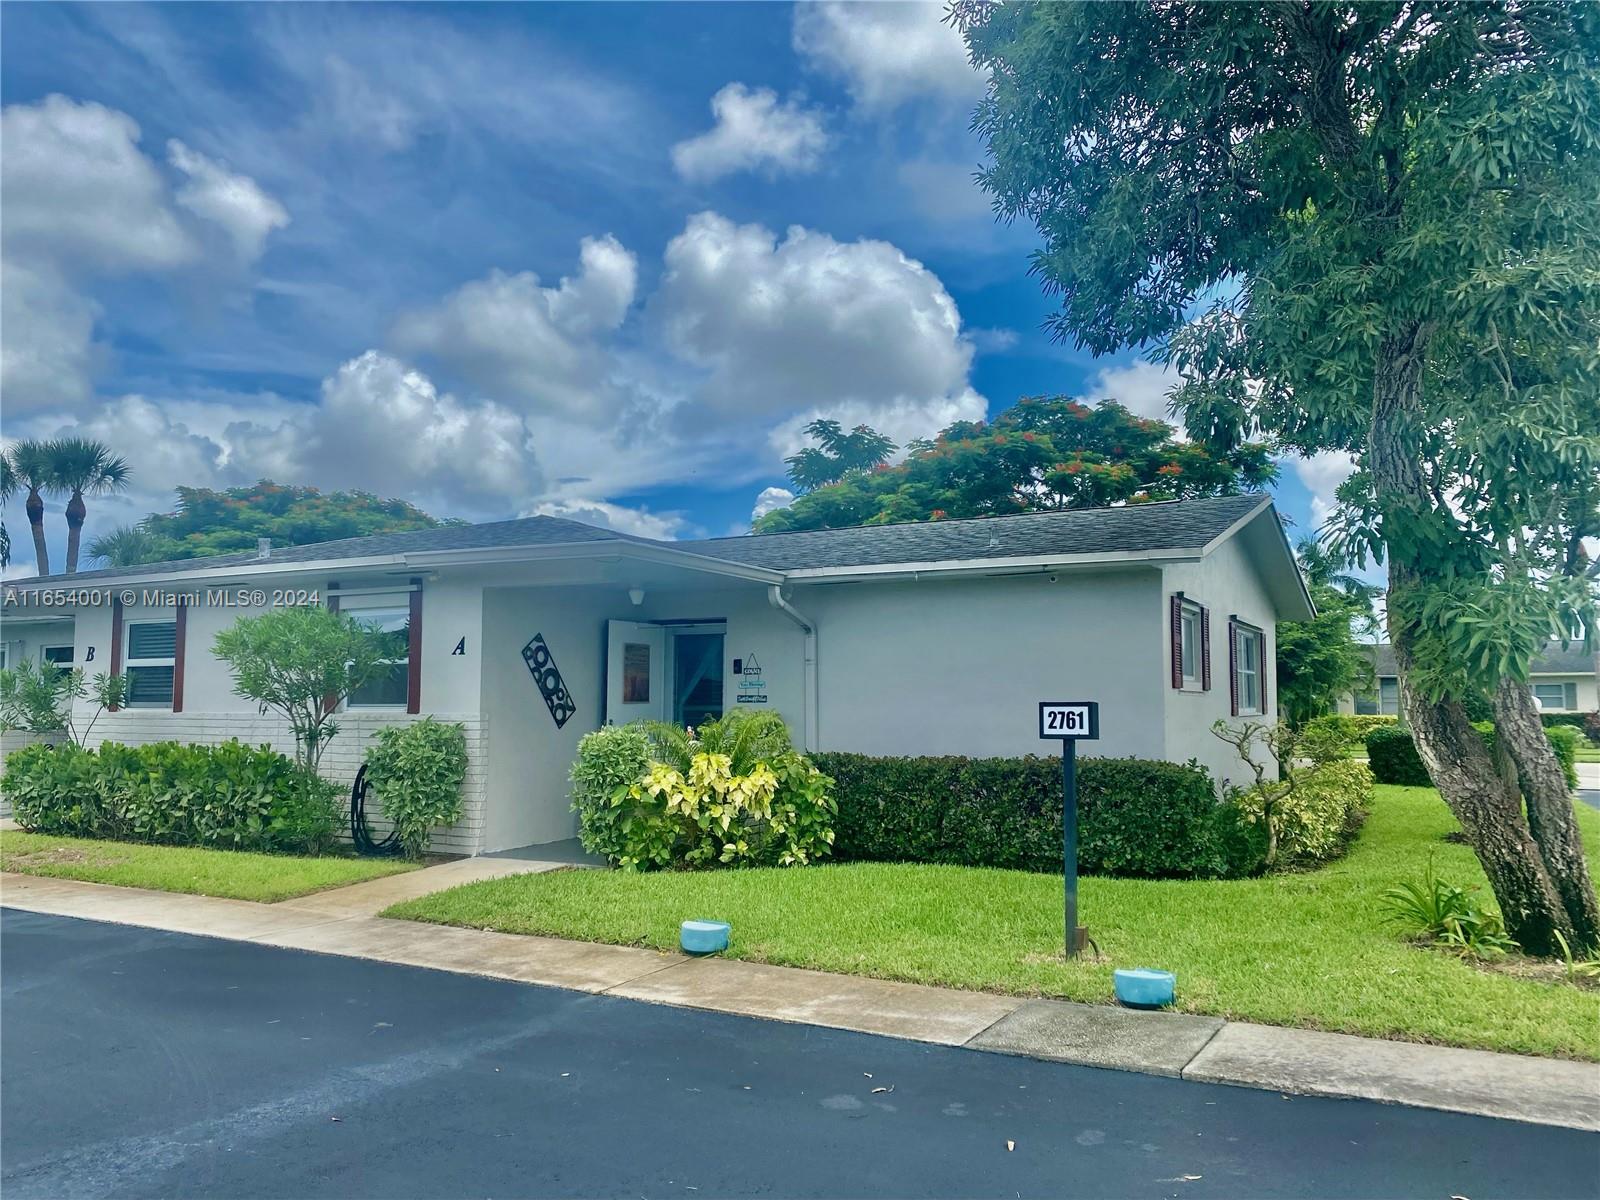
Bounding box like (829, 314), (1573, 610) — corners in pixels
(571, 710), (835, 871)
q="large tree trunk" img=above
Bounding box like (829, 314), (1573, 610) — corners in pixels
(64, 489), (86, 575)
(1368, 324), (1577, 955)
(25, 486), (49, 576)
(1495, 677), (1600, 948)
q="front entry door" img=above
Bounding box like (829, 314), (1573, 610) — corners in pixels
(605, 620), (666, 724)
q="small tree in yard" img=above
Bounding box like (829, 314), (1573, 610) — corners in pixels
(961, 2), (1600, 953)
(0, 661), (126, 747)
(213, 606), (388, 772)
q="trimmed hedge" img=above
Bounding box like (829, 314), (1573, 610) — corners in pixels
(812, 751), (1261, 879)
(1305, 713), (1400, 748)
(3, 740), (344, 854)
(1365, 723), (1580, 789)
(1539, 711), (1594, 731)
(1364, 724), (1430, 786)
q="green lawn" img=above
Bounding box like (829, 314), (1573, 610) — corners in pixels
(385, 785), (1600, 1060)
(1575, 746), (1600, 763)
(1, 830), (415, 902)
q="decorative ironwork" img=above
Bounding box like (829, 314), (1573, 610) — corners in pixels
(522, 633), (577, 728)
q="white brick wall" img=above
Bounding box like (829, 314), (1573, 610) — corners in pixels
(81, 711), (488, 855)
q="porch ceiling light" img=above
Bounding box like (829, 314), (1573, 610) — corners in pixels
(628, 587), (645, 606)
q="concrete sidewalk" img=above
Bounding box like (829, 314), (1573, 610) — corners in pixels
(3, 868), (1597, 1133)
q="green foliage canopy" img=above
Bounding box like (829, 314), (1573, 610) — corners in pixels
(91, 481), (458, 567)
(959, 0), (1599, 697)
(755, 396), (1274, 532)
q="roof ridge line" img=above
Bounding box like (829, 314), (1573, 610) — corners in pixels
(685, 492), (1265, 546)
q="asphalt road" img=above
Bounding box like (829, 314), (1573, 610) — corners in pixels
(3, 910), (1596, 1200)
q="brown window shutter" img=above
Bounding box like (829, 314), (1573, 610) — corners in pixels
(1200, 606), (1211, 692)
(172, 598), (188, 713)
(406, 580), (423, 714)
(108, 598), (124, 712)
(1228, 619), (1239, 716)
(1169, 594), (1183, 689)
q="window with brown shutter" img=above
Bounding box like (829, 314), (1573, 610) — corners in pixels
(1170, 594), (1184, 689)
(1228, 618), (1240, 716)
(1173, 593), (1204, 690)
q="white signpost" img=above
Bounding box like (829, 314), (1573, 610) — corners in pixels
(1039, 700), (1100, 958)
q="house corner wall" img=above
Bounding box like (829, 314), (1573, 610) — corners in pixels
(1160, 536), (1281, 791)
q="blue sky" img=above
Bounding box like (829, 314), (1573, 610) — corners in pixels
(1, 1), (1334, 571)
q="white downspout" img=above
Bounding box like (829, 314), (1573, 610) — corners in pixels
(768, 584), (818, 752)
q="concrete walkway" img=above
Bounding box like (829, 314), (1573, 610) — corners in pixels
(3, 868), (1597, 1133)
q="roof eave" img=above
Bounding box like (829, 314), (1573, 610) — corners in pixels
(403, 540), (787, 584)
(783, 547), (1201, 583)
(1203, 497), (1315, 622)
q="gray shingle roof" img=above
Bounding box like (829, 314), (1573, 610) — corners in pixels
(13, 516), (628, 588)
(6, 493), (1270, 588)
(1367, 643), (1596, 676)
(676, 493), (1269, 571)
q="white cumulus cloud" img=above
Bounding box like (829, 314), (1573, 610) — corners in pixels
(523, 497), (693, 541)
(168, 140), (290, 263)
(672, 83), (829, 182)
(1296, 450), (1359, 530)
(0, 95), (288, 414)
(1079, 360), (1181, 424)
(655, 211), (984, 438)
(1, 95), (196, 274)
(793, 2), (984, 114)
(751, 486), (796, 522)
(392, 235), (637, 419)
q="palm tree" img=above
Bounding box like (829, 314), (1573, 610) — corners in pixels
(8, 440), (59, 576)
(0, 450), (15, 569)
(87, 523), (179, 568)
(49, 438), (131, 574)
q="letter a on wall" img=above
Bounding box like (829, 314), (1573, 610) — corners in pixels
(522, 633), (577, 728)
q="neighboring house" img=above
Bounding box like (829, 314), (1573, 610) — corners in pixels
(1338, 642), (1600, 716)
(0, 493), (1310, 855)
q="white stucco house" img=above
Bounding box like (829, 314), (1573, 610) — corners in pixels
(1, 493), (1311, 855)
(1339, 642), (1599, 717)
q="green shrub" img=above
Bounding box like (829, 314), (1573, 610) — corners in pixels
(1539, 711), (1589, 730)
(1585, 712), (1600, 743)
(362, 718), (469, 860)
(572, 711), (835, 871)
(3, 740), (341, 854)
(1367, 721), (1579, 788)
(1540, 725), (1581, 789)
(1305, 713), (1400, 749)
(1273, 760), (1372, 866)
(1364, 724), (1432, 785)
(1213, 720), (1369, 869)
(811, 751), (1246, 879)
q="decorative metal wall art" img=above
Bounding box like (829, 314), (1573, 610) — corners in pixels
(522, 633), (577, 728)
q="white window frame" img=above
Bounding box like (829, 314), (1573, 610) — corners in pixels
(343, 597), (411, 710)
(1533, 681), (1575, 712)
(0, 644), (9, 670)
(1178, 599), (1203, 689)
(123, 619), (177, 708)
(1234, 622), (1265, 716)
(1377, 677), (1402, 716)
(41, 644), (75, 673)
